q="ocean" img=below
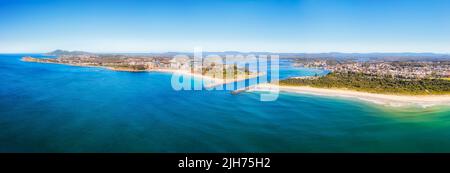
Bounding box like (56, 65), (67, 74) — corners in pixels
(1, 54), (450, 152)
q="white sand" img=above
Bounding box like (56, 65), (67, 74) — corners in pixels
(250, 84), (450, 107)
(149, 69), (257, 88)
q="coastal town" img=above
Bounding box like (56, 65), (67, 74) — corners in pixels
(279, 57), (450, 96)
(22, 55), (172, 71)
(294, 59), (450, 79)
(21, 54), (259, 83)
(22, 52), (450, 81)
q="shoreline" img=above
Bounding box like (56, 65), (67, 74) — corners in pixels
(148, 69), (259, 87)
(249, 84), (450, 107)
(21, 58), (258, 87)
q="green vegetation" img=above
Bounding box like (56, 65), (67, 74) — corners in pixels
(202, 64), (252, 79)
(280, 72), (450, 95)
(110, 65), (146, 71)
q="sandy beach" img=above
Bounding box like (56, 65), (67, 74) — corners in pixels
(250, 84), (450, 107)
(148, 69), (258, 88)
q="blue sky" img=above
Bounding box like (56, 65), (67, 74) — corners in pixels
(0, 0), (449, 53)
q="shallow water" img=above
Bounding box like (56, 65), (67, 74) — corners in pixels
(1, 54), (450, 152)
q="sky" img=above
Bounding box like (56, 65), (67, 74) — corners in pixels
(0, 0), (449, 53)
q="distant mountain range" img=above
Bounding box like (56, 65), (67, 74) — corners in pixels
(45, 50), (93, 56)
(45, 50), (450, 60)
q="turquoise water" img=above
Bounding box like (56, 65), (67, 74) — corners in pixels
(1, 54), (450, 153)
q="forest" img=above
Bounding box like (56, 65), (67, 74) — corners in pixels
(279, 72), (450, 95)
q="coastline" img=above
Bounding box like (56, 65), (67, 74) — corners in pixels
(249, 83), (450, 107)
(21, 58), (257, 87)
